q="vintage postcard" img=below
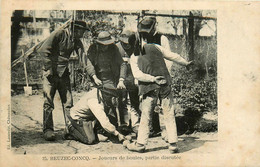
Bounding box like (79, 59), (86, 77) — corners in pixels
(0, 0), (259, 167)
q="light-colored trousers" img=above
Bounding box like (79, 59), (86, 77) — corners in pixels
(137, 91), (178, 145)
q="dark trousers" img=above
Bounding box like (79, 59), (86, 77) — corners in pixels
(118, 86), (140, 127)
(100, 91), (118, 128)
(118, 90), (128, 125)
(151, 111), (161, 133)
(42, 71), (73, 133)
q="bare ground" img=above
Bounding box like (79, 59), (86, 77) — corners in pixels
(11, 91), (217, 155)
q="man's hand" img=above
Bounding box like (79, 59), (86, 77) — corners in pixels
(117, 133), (126, 143)
(117, 80), (126, 89)
(154, 76), (167, 85)
(44, 69), (53, 76)
(92, 75), (102, 86)
(43, 69), (53, 81)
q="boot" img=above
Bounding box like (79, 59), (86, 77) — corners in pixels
(44, 129), (55, 141)
(126, 141), (145, 153)
(63, 125), (75, 140)
(169, 143), (179, 154)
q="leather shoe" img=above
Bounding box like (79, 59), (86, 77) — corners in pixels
(44, 130), (55, 141)
(126, 141), (145, 153)
(169, 143), (179, 153)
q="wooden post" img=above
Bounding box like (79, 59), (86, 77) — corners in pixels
(23, 50), (29, 87)
(205, 42), (210, 79)
(71, 56), (76, 89)
(33, 11), (37, 44)
(188, 12), (194, 61)
(71, 10), (76, 89)
(183, 18), (187, 36)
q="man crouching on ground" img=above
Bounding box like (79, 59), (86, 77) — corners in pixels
(66, 85), (128, 145)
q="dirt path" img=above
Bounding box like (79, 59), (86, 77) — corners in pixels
(11, 92), (217, 154)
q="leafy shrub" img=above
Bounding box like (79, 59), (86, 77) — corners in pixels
(171, 65), (217, 132)
(73, 67), (93, 92)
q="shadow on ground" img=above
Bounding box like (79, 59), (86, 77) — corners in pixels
(145, 136), (217, 153)
(178, 137), (216, 153)
(11, 129), (66, 148)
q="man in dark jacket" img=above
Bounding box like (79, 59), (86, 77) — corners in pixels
(86, 31), (127, 128)
(37, 20), (89, 141)
(116, 30), (140, 134)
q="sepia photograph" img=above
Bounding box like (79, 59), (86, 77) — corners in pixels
(10, 10), (217, 155)
(1, 1), (260, 167)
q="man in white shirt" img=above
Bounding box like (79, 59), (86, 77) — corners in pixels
(135, 16), (175, 137)
(67, 87), (127, 144)
(126, 29), (192, 153)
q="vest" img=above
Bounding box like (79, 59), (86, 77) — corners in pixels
(147, 33), (161, 45)
(88, 44), (121, 84)
(137, 44), (172, 96)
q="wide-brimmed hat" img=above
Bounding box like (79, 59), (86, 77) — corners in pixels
(137, 17), (156, 33)
(96, 31), (115, 45)
(72, 20), (90, 30)
(119, 30), (135, 44)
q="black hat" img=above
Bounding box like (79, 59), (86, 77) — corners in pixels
(137, 17), (156, 33)
(119, 30), (135, 44)
(73, 20), (90, 30)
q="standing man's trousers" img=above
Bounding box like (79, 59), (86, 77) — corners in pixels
(137, 89), (178, 145)
(42, 71), (73, 133)
(118, 86), (140, 132)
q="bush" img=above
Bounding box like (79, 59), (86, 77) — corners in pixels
(73, 67), (93, 92)
(171, 65), (217, 132)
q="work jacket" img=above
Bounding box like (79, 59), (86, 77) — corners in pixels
(116, 42), (135, 88)
(37, 28), (83, 77)
(87, 43), (126, 87)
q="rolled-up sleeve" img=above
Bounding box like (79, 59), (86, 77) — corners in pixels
(161, 35), (171, 50)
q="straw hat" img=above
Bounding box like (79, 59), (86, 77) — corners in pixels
(137, 17), (156, 33)
(96, 31), (115, 45)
